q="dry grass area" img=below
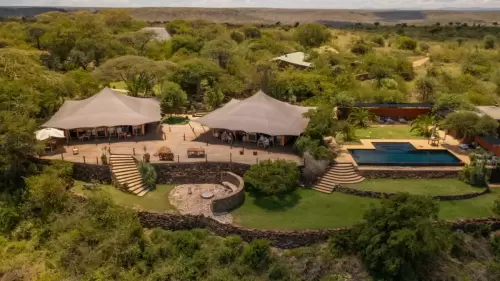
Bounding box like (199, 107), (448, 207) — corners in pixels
(124, 8), (500, 25)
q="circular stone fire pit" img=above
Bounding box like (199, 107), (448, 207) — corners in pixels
(201, 191), (214, 199)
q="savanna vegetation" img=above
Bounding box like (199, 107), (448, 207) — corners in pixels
(2, 10), (500, 281)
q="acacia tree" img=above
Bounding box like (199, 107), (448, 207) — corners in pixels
(294, 23), (331, 48)
(158, 81), (188, 116)
(96, 55), (174, 96)
(415, 77), (436, 102)
(200, 37), (236, 69)
(440, 112), (498, 140)
(201, 79), (224, 111)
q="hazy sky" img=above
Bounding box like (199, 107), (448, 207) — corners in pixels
(3, 0), (500, 9)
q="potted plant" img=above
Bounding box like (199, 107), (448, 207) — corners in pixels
(253, 151), (258, 156)
(239, 149), (244, 155)
(143, 152), (150, 163)
(101, 153), (107, 165)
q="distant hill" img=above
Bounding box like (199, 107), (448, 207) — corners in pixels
(1, 7), (500, 25)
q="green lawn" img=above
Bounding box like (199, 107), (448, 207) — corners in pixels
(349, 179), (482, 196)
(109, 81), (127, 90)
(355, 125), (424, 139)
(73, 181), (176, 212)
(233, 182), (500, 230)
(233, 188), (378, 229)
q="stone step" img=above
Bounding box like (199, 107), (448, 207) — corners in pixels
(126, 177), (143, 187)
(110, 154), (133, 158)
(115, 172), (141, 182)
(324, 173), (360, 179)
(131, 185), (147, 194)
(330, 167), (355, 172)
(326, 177), (364, 183)
(315, 182), (335, 190)
(110, 159), (136, 165)
(332, 163), (354, 167)
(128, 182), (145, 193)
(326, 169), (357, 175)
(112, 166), (139, 173)
(137, 188), (150, 197)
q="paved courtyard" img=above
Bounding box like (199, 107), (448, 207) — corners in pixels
(42, 121), (303, 165)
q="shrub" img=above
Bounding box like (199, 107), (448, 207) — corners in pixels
(419, 42), (430, 52)
(240, 239), (271, 270)
(45, 160), (74, 188)
(295, 135), (334, 160)
(0, 202), (20, 234)
(484, 35), (496, 49)
(138, 161), (157, 188)
(350, 41), (372, 55)
(370, 35), (385, 47)
(230, 30), (245, 43)
(294, 23), (331, 47)
(357, 193), (451, 280)
(397, 36), (418, 50)
(460, 161), (490, 187)
(244, 159), (300, 196)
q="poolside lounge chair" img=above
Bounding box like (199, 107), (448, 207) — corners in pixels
(385, 117), (395, 124)
(398, 118), (408, 124)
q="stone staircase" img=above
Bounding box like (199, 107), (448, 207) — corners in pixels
(109, 154), (150, 196)
(312, 163), (365, 193)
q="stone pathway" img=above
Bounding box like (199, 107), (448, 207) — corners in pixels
(168, 184), (233, 224)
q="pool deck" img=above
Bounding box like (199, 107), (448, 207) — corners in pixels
(337, 131), (470, 165)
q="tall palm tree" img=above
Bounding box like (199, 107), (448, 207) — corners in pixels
(410, 115), (435, 138)
(348, 108), (375, 128)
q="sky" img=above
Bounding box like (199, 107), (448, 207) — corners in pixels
(3, 0), (500, 9)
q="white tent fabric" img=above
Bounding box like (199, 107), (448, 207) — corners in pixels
(194, 90), (313, 136)
(42, 87), (161, 129)
(35, 128), (65, 140)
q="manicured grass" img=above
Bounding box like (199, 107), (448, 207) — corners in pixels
(349, 179), (482, 196)
(355, 125), (424, 140)
(73, 181), (176, 212)
(233, 181), (500, 230)
(162, 116), (190, 125)
(233, 188), (378, 230)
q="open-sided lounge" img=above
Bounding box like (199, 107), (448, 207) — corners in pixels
(42, 87), (161, 141)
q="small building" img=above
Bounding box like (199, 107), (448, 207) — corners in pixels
(140, 27), (171, 41)
(340, 103), (433, 120)
(42, 87), (161, 141)
(271, 52), (312, 69)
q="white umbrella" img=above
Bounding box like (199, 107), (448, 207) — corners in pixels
(35, 128), (65, 141)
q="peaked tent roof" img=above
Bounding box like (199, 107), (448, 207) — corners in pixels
(42, 87), (161, 129)
(271, 52), (312, 68)
(194, 91), (313, 136)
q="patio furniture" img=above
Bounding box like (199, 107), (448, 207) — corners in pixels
(398, 118), (408, 124)
(78, 134), (90, 141)
(156, 146), (174, 161)
(429, 138), (440, 146)
(187, 147), (205, 158)
(72, 147), (79, 155)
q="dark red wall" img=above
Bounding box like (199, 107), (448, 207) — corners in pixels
(476, 137), (500, 156)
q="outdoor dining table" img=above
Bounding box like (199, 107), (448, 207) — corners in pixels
(187, 147), (205, 158)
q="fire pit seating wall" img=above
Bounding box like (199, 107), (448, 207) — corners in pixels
(211, 171), (245, 213)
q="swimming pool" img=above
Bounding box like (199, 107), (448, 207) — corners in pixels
(348, 142), (462, 166)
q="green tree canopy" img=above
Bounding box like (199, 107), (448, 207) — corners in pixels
(441, 111), (498, 139)
(158, 81), (188, 115)
(294, 23), (331, 48)
(244, 159), (300, 196)
(96, 55), (174, 96)
(356, 193), (451, 281)
(397, 36), (418, 50)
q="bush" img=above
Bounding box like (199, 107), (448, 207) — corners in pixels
(350, 41), (372, 55)
(484, 35), (496, 49)
(460, 160), (490, 187)
(230, 30), (245, 43)
(397, 36), (418, 50)
(294, 23), (331, 47)
(244, 159), (300, 196)
(240, 239), (271, 270)
(419, 42), (430, 52)
(370, 35), (385, 47)
(356, 193), (451, 280)
(138, 161), (157, 188)
(0, 202), (20, 234)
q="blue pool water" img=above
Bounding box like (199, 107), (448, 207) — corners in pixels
(348, 142), (462, 166)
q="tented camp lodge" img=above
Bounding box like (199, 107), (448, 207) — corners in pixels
(42, 87), (161, 141)
(194, 90), (313, 146)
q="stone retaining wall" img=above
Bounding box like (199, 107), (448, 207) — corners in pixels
(334, 185), (489, 201)
(73, 162), (112, 184)
(358, 169), (460, 179)
(153, 162), (250, 184)
(137, 211), (348, 249)
(212, 172), (245, 213)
